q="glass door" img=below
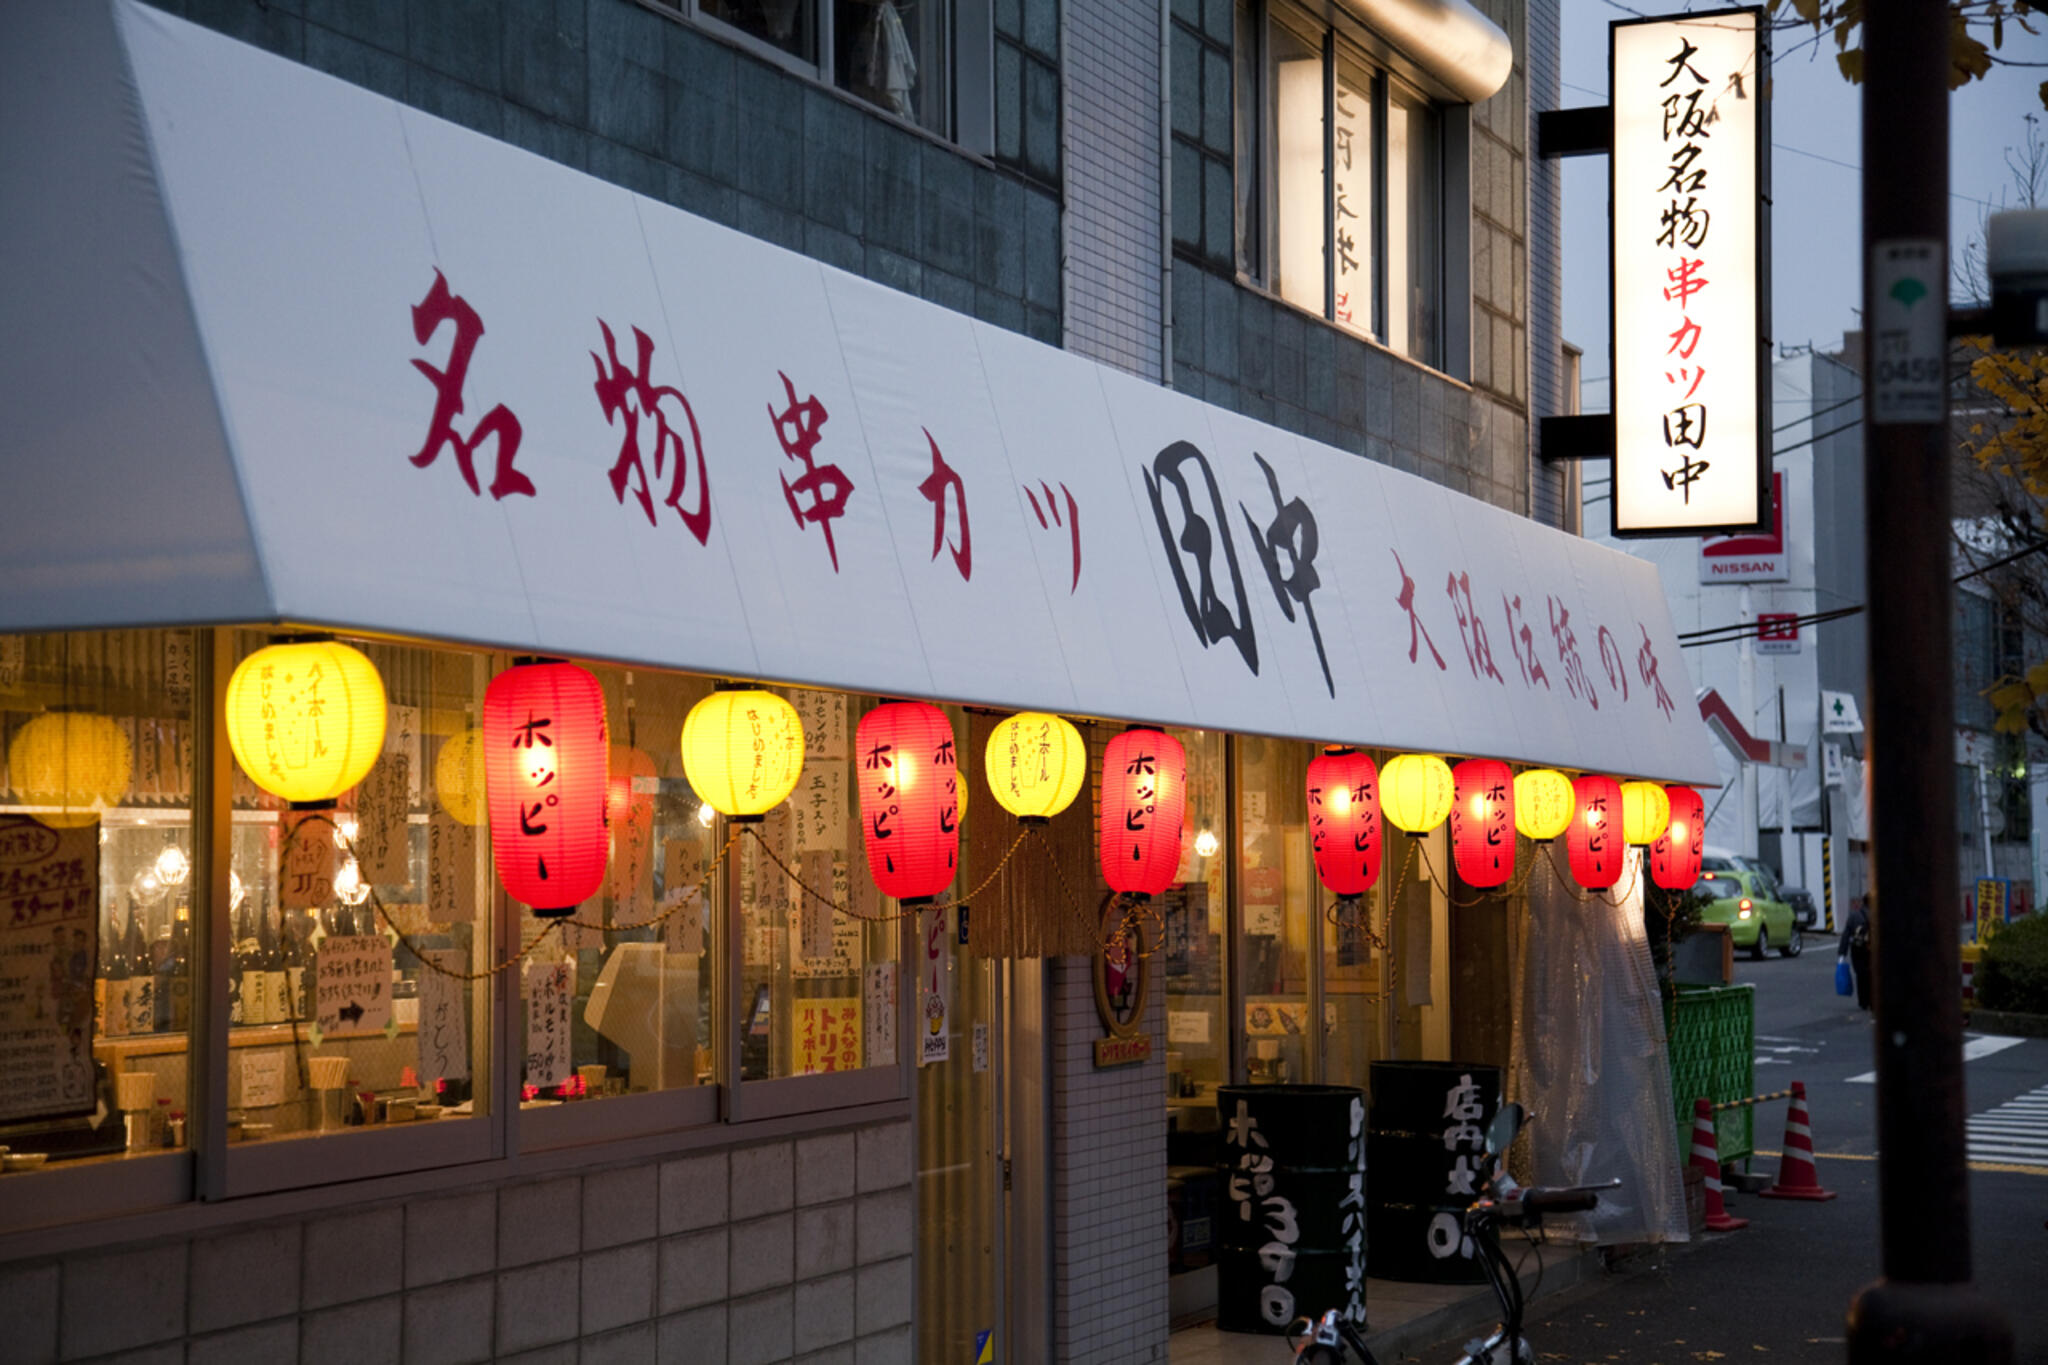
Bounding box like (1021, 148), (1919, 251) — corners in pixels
(916, 927), (1004, 1363)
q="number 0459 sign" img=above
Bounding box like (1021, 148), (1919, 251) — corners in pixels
(1610, 8), (1769, 537)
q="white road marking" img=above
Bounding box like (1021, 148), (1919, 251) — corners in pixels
(1848, 1034), (2025, 1083)
(1968, 1083), (2048, 1168)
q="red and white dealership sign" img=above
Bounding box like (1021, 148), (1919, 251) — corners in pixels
(1698, 471), (1788, 583)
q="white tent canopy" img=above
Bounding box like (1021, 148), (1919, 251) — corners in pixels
(0, 1), (1716, 784)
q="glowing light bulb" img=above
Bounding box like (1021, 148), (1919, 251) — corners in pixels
(696, 802), (717, 829)
(333, 818), (359, 849)
(154, 842), (190, 886)
(334, 859), (369, 907)
(230, 869), (248, 912)
(1195, 828), (1220, 859)
(129, 867), (163, 902)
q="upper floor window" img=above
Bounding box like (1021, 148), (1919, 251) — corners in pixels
(1234, 0), (1444, 367)
(683, 0), (956, 137)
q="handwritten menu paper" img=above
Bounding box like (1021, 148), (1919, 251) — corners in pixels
(355, 754), (411, 885)
(0, 818), (98, 1121)
(796, 849), (839, 963)
(785, 688), (849, 761)
(418, 950), (471, 1084)
(794, 995), (862, 1074)
(391, 705), (422, 805)
(428, 814), (477, 923)
(316, 935), (392, 1037)
(163, 631), (194, 707)
(661, 887), (705, 957)
(283, 810), (338, 911)
(524, 960), (573, 1089)
(240, 1049), (286, 1108)
(864, 961), (897, 1068)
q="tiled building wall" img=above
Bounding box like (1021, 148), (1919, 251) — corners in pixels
(0, 1120), (914, 1365)
(151, 0), (1065, 347)
(1166, 0), (1538, 516)
(1524, 0), (1569, 530)
(1048, 956), (1170, 1365)
(1064, 0), (1165, 378)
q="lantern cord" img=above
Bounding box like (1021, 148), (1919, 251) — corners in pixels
(739, 823), (1034, 924)
(1035, 825), (1112, 955)
(559, 825), (745, 934)
(1414, 837), (1543, 908)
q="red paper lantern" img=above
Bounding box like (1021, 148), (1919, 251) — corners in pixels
(1566, 774), (1624, 890)
(485, 661), (610, 917)
(855, 701), (961, 901)
(1650, 785), (1706, 891)
(1307, 748), (1380, 897)
(1100, 726), (1186, 897)
(1450, 759), (1515, 889)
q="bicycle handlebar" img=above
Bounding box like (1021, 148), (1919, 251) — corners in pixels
(1521, 1185), (1604, 1214)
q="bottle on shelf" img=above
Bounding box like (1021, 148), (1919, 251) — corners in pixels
(282, 912), (311, 1023)
(166, 906), (192, 1032)
(102, 899), (130, 1040)
(234, 903), (266, 1027)
(123, 901), (154, 1036)
(258, 907), (289, 1025)
(152, 910), (175, 1033)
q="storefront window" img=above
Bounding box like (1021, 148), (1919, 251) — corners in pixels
(226, 634), (493, 1144)
(737, 687), (903, 1081)
(1236, 735), (1315, 1085)
(516, 666), (720, 1105)
(1, 630), (196, 1170)
(1163, 729), (1228, 1102)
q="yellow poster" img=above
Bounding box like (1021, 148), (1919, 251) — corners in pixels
(794, 995), (862, 1075)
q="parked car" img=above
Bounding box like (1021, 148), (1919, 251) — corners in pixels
(1780, 886), (1820, 930)
(1691, 869), (1802, 959)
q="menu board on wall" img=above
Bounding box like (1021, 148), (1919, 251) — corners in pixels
(0, 818), (100, 1121)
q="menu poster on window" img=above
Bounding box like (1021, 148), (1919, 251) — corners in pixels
(315, 935), (392, 1039)
(786, 688), (849, 761)
(354, 754), (411, 886)
(240, 1049), (286, 1108)
(794, 995), (862, 1074)
(920, 908), (950, 1065)
(163, 631), (194, 707)
(661, 886), (705, 957)
(863, 960), (898, 1066)
(418, 950), (471, 1084)
(610, 801), (654, 922)
(1244, 866), (1284, 938)
(427, 814), (478, 924)
(0, 818), (99, 1121)
(282, 810), (338, 911)
(1331, 78), (1372, 333)
(0, 636), (23, 689)
(390, 705), (422, 806)
(524, 960), (573, 1088)
(789, 768), (848, 854)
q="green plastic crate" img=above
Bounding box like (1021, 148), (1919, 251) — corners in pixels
(1666, 983), (1755, 1163)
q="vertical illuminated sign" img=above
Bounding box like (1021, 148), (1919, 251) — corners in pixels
(1610, 8), (1769, 536)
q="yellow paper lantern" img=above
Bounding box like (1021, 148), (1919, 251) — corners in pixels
(434, 728), (486, 826)
(1513, 768), (1575, 841)
(9, 711), (133, 828)
(1381, 753), (1455, 835)
(225, 639), (387, 807)
(1620, 780), (1672, 846)
(681, 687), (805, 820)
(983, 711), (1087, 822)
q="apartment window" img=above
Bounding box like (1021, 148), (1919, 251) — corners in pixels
(687, 0), (956, 137)
(1236, 0), (1445, 366)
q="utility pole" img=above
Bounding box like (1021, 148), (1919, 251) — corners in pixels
(1848, 1), (2013, 1358)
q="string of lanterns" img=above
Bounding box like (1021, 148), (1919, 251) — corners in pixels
(210, 640), (1707, 967)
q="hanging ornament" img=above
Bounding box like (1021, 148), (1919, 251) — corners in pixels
(1650, 785), (1706, 891)
(435, 727), (487, 826)
(9, 710), (132, 828)
(855, 701), (961, 902)
(1450, 758), (1515, 889)
(984, 711), (1087, 822)
(1306, 747), (1381, 897)
(1566, 774), (1625, 890)
(1620, 780), (1673, 846)
(224, 639), (387, 808)
(1381, 753), (1455, 835)
(1512, 768), (1575, 842)
(680, 687), (805, 821)
(1099, 726), (1186, 897)
(484, 660), (610, 917)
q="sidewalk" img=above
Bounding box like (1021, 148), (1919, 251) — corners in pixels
(1168, 1243), (1597, 1364)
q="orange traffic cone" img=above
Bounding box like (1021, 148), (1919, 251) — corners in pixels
(1691, 1097), (1749, 1230)
(1760, 1081), (1838, 1201)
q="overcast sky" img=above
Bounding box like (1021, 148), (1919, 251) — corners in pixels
(1559, 1), (2046, 412)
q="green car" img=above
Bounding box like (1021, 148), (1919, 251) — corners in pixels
(1692, 869), (1802, 959)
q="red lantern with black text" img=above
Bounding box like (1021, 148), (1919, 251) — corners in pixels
(1450, 759), (1515, 889)
(1307, 748), (1380, 897)
(1566, 774), (1624, 890)
(485, 661), (610, 917)
(1650, 785), (1706, 891)
(855, 702), (961, 901)
(1100, 727), (1186, 897)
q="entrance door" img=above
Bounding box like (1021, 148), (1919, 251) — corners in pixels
(916, 915), (1005, 1363)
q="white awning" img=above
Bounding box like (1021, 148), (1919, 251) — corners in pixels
(0, 1), (1716, 784)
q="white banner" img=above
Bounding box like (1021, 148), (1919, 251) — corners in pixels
(10, 4), (1714, 785)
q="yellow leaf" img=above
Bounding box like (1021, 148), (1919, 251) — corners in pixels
(2029, 661), (2048, 692)
(1837, 47), (1865, 83)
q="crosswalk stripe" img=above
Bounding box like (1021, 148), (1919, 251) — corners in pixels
(1966, 1082), (2048, 1166)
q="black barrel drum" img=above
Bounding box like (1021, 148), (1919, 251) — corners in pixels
(1214, 1083), (1368, 1334)
(1366, 1061), (1502, 1284)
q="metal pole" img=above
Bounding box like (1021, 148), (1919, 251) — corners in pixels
(1848, 1), (2012, 1356)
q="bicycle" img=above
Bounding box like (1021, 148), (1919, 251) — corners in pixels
(1286, 1101), (1614, 1365)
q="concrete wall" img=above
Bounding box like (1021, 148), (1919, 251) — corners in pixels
(0, 1119), (914, 1365)
(153, 0), (1064, 346)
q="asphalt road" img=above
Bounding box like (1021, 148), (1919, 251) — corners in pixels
(1412, 928), (2048, 1364)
